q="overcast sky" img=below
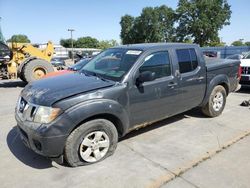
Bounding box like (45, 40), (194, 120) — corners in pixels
(0, 0), (249, 45)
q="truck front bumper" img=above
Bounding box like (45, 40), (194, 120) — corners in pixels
(15, 113), (69, 158)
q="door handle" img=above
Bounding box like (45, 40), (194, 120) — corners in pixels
(187, 76), (205, 82)
(168, 82), (177, 88)
(197, 76), (205, 81)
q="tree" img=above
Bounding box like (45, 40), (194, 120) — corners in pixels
(98, 40), (119, 49)
(75, 36), (99, 48)
(205, 37), (226, 47)
(183, 37), (193, 44)
(245, 41), (250, 46)
(176, 0), (231, 46)
(120, 15), (135, 44)
(120, 5), (175, 44)
(60, 37), (119, 49)
(208, 40), (226, 47)
(60, 38), (76, 48)
(7, 34), (31, 43)
(231, 40), (245, 46)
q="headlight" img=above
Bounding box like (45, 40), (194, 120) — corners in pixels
(34, 106), (62, 124)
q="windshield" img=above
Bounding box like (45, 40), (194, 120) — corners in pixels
(80, 48), (142, 81)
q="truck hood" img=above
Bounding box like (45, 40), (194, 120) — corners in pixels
(21, 72), (115, 106)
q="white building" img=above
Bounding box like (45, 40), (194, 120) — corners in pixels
(38, 43), (101, 59)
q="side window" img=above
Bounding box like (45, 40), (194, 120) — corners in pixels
(176, 48), (198, 74)
(139, 51), (171, 79)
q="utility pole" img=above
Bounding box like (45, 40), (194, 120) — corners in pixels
(68, 29), (75, 62)
(0, 17), (5, 43)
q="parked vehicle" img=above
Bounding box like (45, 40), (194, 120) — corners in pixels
(0, 42), (13, 78)
(15, 43), (240, 167)
(2, 41), (55, 82)
(0, 42), (12, 63)
(69, 58), (91, 71)
(43, 58), (91, 78)
(240, 52), (250, 85)
(203, 50), (218, 58)
(225, 54), (243, 60)
(50, 58), (65, 70)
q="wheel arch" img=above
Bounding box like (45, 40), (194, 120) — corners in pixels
(72, 113), (125, 138)
(64, 99), (130, 138)
(218, 82), (229, 96)
(201, 74), (230, 107)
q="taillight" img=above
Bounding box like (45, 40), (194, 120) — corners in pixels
(238, 65), (242, 79)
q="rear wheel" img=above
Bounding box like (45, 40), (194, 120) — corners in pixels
(64, 119), (118, 167)
(23, 59), (54, 82)
(202, 85), (226, 117)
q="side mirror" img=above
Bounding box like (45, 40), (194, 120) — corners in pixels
(136, 71), (156, 85)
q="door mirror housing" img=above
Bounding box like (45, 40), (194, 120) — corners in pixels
(136, 71), (156, 84)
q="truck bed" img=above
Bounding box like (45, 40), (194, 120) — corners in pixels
(205, 57), (240, 92)
(205, 58), (240, 71)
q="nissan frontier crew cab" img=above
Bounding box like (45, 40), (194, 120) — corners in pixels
(15, 43), (241, 167)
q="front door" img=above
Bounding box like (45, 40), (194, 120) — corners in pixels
(128, 50), (180, 127)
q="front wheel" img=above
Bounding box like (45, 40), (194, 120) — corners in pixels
(202, 85), (227, 117)
(23, 59), (54, 82)
(64, 119), (118, 167)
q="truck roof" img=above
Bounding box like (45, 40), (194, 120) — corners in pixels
(113, 43), (199, 51)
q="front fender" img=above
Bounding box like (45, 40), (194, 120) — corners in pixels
(64, 99), (130, 135)
(201, 74), (229, 106)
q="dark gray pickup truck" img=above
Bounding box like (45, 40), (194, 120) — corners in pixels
(15, 43), (240, 167)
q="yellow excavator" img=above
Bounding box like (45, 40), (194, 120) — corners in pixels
(0, 41), (55, 82)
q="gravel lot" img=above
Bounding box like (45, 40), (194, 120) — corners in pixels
(0, 80), (249, 188)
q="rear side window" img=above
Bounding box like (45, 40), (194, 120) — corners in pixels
(176, 49), (198, 73)
(140, 51), (171, 79)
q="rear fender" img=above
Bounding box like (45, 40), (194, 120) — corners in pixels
(200, 74), (229, 106)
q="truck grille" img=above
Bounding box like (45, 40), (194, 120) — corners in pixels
(17, 97), (37, 121)
(241, 67), (250, 75)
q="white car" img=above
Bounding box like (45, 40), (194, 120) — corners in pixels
(240, 52), (250, 85)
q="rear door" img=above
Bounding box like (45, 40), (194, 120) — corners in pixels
(175, 48), (206, 110)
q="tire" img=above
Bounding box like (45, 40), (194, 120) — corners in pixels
(19, 64), (27, 82)
(23, 59), (54, 82)
(202, 85), (227, 117)
(64, 119), (118, 167)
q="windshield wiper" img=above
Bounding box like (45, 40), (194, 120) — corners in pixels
(81, 69), (109, 82)
(80, 69), (92, 76)
(91, 72), (110, 82)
